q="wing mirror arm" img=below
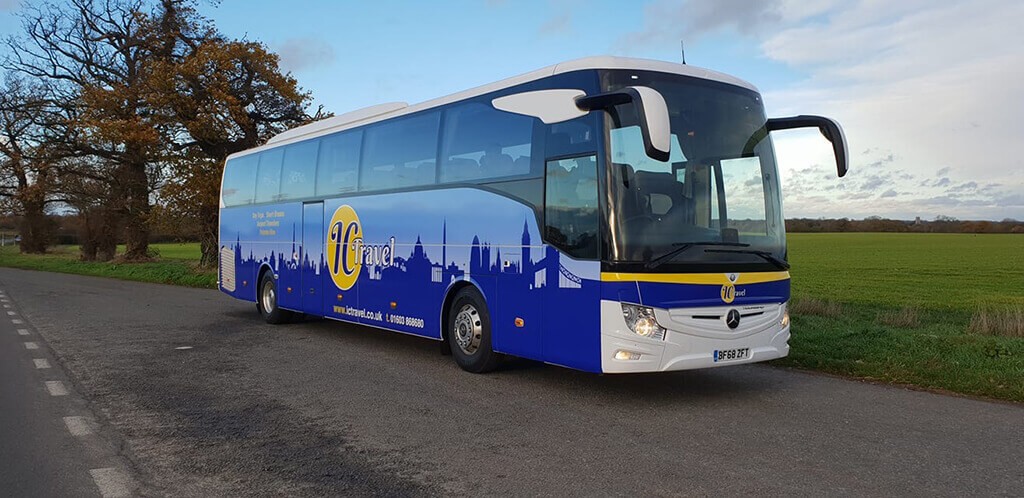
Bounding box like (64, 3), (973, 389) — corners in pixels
(576, 86), (671, 162)
(766, 115), (849, 177)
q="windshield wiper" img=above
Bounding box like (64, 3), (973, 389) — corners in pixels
(644, 241), (750, 270)
(703, 248), (790, 271)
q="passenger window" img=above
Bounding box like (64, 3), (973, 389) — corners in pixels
(279, 140), (319, 201)
(440, 102), (533, 183)
(254, 148), (284, 203)
(221, 154), (258, 207)
(361, 112), (440, 191)
(547, 118), (596, 158)
(545, 155), (599, 259)
(316, 131), (361, 196)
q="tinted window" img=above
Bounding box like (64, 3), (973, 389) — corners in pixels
(316, 131), (361, 196)
(545, 155), (599, 259)
(361, 112), (440, 191)
(254, 148), (284, 203)
(279, 140), (319, 201)
(221, 154), (258, 207)
(548, 117), (596, 157)
(440, 102), (533, 183)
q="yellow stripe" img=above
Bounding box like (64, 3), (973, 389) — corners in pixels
(600, 271), (790, 285)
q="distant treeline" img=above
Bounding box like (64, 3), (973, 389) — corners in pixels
(786, 217), (1024, 233)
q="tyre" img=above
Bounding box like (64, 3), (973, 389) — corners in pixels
(257, 271), (294, 324)
(447, 287), (500, 373)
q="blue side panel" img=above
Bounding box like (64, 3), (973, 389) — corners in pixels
(275, 207), (303, 312)
(601, 280), (641, 304)
(492, 244), (544, 358)
(220, 188), (608, 370)
(637, 279), (790, 309)
(318, 189), (552, 350)
(541, 254), (603, 373)
(301, 202), (325, 316)
(220, 203), (303, 304)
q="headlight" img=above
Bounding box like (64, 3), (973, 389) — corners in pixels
(621, 303), (666, 340)
(780, 304), (790, 328)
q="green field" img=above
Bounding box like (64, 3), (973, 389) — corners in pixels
(780, 233), (1023, 402)
(0, 234), (1021, 401)
(788, 233), (1024, 310)
(0, 244), (216, 288)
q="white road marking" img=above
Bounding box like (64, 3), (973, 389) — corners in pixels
(18, 329), (30, 336)
(12, 319), (24, 324)
(174, 346), (193, 350)
(33, 358), (50, 369)
(89, 468), (133, 498)
(24, 342), (39, 350)
(3, 304), (10, 308)
(45, 381), (69, 396)
(6, 311), (15, 315)
(63, 416), (95, 436)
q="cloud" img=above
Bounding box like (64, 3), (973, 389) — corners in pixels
(538, 12), (571, 37)
(275, 38), (335, 73)
(950, 181), (978, 192)
(615, 0), (1023, 219)
(765, 0), (1024, 220)
(860, 174), (888, 191)
(619, 0), (846, 48)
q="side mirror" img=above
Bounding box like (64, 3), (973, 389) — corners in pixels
(766, 115), (849, 177)
(576, 86), (671, 162)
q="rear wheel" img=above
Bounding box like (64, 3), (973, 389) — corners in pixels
(257, 271), (294, 324)
(448, 287), (500, 373)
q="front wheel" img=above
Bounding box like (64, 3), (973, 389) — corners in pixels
(448, 287), (500, 373)
(257, 271), (294, 324)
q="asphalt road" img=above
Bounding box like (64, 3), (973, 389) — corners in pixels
(0, 267), (1021, 496)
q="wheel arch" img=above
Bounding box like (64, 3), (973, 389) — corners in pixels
(257, 263), (275, 286)
(440, 281), (477, 336)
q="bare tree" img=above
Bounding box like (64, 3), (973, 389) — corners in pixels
(5, 0), (167, 260)
(0, 75), (59, 253)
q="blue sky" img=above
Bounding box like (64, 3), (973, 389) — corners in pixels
(2, 0), (1022, 220)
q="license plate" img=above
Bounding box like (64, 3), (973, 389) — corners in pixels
(713, 348), (750, 362)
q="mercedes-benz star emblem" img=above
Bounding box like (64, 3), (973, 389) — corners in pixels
(726, 309), (741, 329)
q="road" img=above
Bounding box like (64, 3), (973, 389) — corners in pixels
(0, 267), (1021, 496)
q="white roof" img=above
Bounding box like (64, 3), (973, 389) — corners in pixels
(232, 56), (758, 160)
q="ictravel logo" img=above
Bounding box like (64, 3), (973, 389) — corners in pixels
(327, 205), (395, 290)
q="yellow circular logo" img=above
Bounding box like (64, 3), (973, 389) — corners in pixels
(326, 205), (363, 290)
(721, 283), (736, 304)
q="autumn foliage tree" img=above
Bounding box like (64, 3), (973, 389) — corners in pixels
(3, 0), (319, 264)
(149, 26), (317, 267)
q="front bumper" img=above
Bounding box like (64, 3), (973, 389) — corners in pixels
(599, 300), (790, 373)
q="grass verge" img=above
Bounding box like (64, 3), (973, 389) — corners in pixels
(876, 306), (921, 328)
(772, 304), (1023, 402)
(969, 307), (1024, 338)
(0, 244), (216, 288)
(789, 298), (843, 318)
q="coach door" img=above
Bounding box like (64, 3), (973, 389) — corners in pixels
(301, 202), (325, 316)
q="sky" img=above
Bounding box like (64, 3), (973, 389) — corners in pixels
(1, 0), (1022, 221)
